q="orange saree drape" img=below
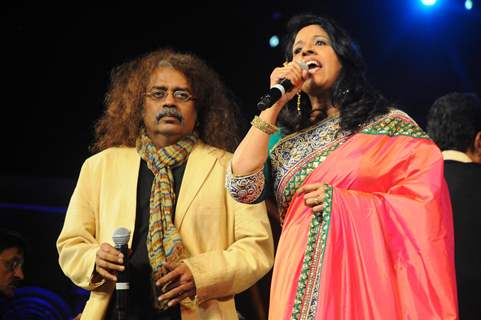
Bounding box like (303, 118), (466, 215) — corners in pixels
(269, 120), (458, 319)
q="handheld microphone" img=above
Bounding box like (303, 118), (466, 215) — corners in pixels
(112, 227), (131, 320)
(257, 61), (308, 111)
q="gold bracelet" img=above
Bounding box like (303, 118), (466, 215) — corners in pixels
(251, 115), (278, 135)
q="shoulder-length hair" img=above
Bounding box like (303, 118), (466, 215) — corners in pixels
(279, 14), (389, 134)
(92, 48), (242, 153)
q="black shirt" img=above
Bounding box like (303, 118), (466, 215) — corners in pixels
(106, 160), (185, 320)
(444, 160), (481, 320)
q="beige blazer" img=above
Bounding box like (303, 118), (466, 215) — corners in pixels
(57, 142), (274, 319)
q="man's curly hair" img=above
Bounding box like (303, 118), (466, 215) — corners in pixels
(92, 48), (242, 153)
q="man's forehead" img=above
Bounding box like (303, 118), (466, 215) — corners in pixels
(148, 67), (191, 89)
(0, 247), (23, 259)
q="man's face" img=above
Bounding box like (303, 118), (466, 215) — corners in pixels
(0, 247), (24, 298)
(142, 66), (197, 147)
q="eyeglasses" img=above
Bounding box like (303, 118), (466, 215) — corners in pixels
(1, 257), (23, 273)
(144, 88), (194, 103)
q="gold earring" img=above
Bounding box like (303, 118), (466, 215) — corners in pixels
(296, 92), (301, 115)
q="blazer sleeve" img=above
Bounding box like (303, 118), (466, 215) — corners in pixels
(182, 199), (274, 304)
(56, 157), (104, 290)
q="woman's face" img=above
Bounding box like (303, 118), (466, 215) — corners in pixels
(292, 24), (342, 95)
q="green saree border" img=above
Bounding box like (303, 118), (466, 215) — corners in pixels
(281, 143), (341, 221)
(291, 185), (333, 320)
(361, 112), (430, 139)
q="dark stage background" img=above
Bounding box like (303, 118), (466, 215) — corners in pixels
(1, 1), (480, 318)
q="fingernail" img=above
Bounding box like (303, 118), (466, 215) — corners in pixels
(168, 301), (174, 307)
(158, 295), (165, 301)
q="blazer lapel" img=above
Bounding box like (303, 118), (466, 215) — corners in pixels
(175, 143), (216, 229)
(118, 148), (141, 248)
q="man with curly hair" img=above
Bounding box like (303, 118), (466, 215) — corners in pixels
(427, 92), (481, 320)
(57, 48), (274, 320)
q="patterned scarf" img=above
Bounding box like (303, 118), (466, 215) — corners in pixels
(136, 129), (198, 279)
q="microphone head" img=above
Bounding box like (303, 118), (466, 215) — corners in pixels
(296, 60), (308, 71)
(112, 227), (131, 246)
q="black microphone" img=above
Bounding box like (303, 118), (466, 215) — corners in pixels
(257, 61), (308, 111)
(112, 227), (131, 320)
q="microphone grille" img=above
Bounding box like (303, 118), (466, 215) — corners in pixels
(112, 227), (131, 245)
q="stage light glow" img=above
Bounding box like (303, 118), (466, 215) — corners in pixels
(465, 0), (473, 10)
(269, 35), (280, 48)
(421, 0), (437, 6)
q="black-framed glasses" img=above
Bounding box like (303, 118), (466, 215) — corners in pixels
(144, 88), (194, 103)
(1, 257), (23, 273)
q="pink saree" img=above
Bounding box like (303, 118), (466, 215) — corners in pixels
(269, 111), (458, 319)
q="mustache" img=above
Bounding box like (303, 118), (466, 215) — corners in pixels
(9, 278), (21, 288)
(155, 106), (184, 124)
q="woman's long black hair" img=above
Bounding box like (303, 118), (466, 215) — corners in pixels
(278, 14), (390, 134)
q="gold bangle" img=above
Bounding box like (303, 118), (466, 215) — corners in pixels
(251, 115), (278, 135)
